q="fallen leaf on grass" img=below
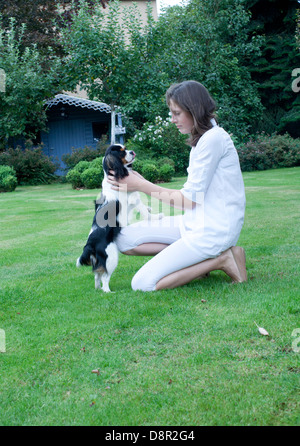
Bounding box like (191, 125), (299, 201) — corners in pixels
(254, 321), (269, 336)
(91, 369), (100, 375)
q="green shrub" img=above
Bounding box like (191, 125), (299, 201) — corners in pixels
(237, 132), (300, 171)
(89, 157), (104, 170)
(66, 154), (173, 189)
(66, 158), (104, 189)
(159, 157), (175, 169)
(0, 165), (18, 192)
(73, 160), (91, 174)
(131, 158), (144, 174)
(140, 163), (159, 182)
(128, 156), (175, 182)
(80, 167), (103, 189)
(0, 143), (58, 185)
(158, 163), (175, 182)
(66, 169), (83, 189)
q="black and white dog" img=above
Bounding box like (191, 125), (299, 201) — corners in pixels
(76, 144), (163, 292)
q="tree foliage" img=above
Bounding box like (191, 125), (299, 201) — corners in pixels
(60, 0), (169, 128)
(244, 0), (300, 137)
(1, 0), (297, 149)
(150, 0), (265, 139)
(0, 17), (63, 147)
(0, 0), (108, 55)
(60, 0), (265, 140)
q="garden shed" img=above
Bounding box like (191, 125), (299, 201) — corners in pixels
(41, 94), (125, 174)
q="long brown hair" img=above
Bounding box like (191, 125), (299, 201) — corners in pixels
(166, 80), (216, 146)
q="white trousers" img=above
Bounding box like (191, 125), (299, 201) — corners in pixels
(116, 216), (213, 291)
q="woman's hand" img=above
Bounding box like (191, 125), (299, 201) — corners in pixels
(107, 170), (145, 192)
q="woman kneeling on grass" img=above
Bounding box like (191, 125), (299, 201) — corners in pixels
(108, 80), (247, 291)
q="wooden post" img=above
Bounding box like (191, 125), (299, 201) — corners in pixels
(110, 107), (116, 145)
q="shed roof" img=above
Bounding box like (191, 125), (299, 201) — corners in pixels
(46, 94), (111, 113)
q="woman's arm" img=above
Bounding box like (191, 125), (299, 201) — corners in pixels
(107, 170), (195, 210)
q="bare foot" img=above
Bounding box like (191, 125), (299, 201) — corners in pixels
(220, 247), (247, 283)
(231, 246), (247, 282)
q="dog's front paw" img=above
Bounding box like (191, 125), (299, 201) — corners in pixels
(76, 258), (82, 267)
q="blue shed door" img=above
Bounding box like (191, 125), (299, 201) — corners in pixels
(45, 119), (86, 173)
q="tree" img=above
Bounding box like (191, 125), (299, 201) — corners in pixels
(149, 0), (264, 140)
(60, 0), (169, 141)
(0, 18), (63, 148)
(0, 0), (109, 56)
(245, 0), (300, 137)
(60, 0), (265, 141)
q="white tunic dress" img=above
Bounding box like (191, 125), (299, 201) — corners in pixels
(116, 121), (246, 291)
(179, 120), (245, 256)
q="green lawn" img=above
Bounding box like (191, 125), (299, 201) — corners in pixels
(0, 167), (299, 426)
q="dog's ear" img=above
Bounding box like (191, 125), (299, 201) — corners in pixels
(103, 154), (112, 176)
(113, 161), (129, 180)
(103, 153), (120, 174)
(103, 153), (128, 180)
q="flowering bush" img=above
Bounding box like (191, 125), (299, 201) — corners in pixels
(237, 132), (300, 171)
(127, 115), (190, 174)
